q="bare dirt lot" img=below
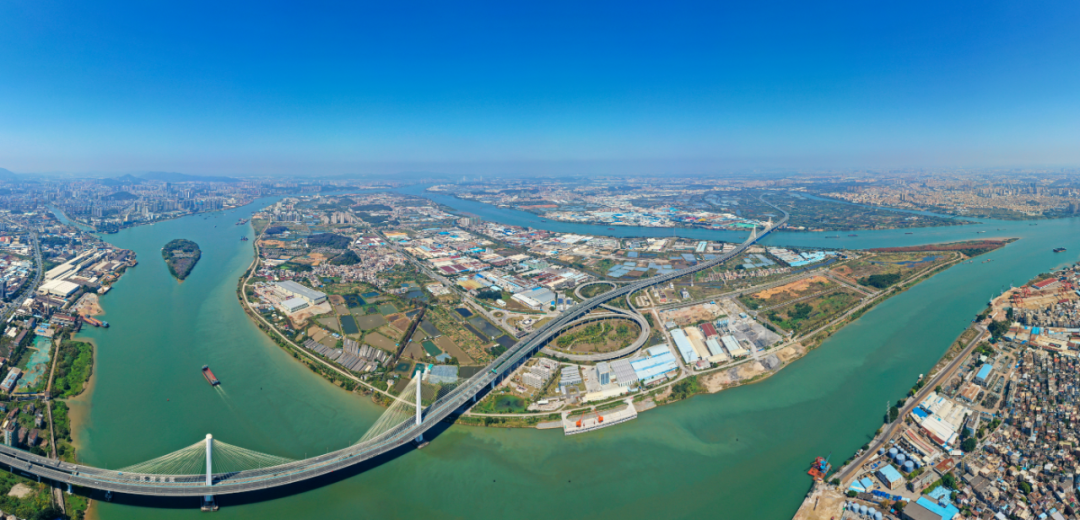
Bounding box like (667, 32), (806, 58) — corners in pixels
(752, 275), (832, 301)
(658, 302), (725, 326)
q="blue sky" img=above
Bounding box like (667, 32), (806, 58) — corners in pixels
(2, 0), (1079, 176)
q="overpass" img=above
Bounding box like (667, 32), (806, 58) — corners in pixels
(0, 202), (787, 506)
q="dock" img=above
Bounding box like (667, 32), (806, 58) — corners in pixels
(562, 402), (637, 435)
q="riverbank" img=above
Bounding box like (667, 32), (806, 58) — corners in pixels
(240, 225), (997, 437)
(470, 248), (967, 431)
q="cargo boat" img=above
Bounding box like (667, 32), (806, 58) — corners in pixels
(1054, 247), (1066, 253)
(202, 365), (220, 386)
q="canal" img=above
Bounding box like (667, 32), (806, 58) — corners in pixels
(68, 191), (1080, 519)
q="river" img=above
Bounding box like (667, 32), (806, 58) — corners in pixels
(60, 190), (1080, 519)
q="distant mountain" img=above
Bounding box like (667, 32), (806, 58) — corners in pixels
(0, 168), (19, 181)
(100, 174), (145, 186)
(138, 171), (238, 183)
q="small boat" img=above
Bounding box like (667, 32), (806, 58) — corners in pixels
(905, 232), (913, 235)
(825, 236), (839, 239)
(608, 227), (616, 230)
(982, 259), (993, 263)
(202, 365), (220, 386)
(847, 234), (858, 237)
(1054, 247), (1066, 253)
(240, 236), (249, 241)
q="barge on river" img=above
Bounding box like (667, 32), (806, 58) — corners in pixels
(202, 365), (220, 386)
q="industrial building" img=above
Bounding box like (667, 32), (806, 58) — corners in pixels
(876, 464), (904, 490)
(629, 345), (678, 385)
(669, 329), (699, 363)
(275, 280), (327, 306)
(974, 363), (993, 386)
(559, 365), (582, 387)
(511, 287), (557, 310)
(37, 279), (80, 298)
(280, 297), (310, 314)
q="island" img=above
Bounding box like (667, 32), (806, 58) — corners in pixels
(162, 239), (202, 280)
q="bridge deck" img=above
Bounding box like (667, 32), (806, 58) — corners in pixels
(1, 205), (786, 498)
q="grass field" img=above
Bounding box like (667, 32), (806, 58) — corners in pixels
(553, 319), (640, 353)
(833, 251), (953, 284)
(765, 289), (862, 334)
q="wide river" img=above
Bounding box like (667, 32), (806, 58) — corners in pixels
(61, 190), (1080, 519)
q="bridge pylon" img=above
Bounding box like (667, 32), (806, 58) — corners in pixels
(201, 434), (218, 512)
(415, 365), (429, 444)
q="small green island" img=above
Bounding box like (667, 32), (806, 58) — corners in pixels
(162, 239), (202, 280)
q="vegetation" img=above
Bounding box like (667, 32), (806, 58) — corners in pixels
(307, 233), (351, 248)
(988, 320), (1011, 339)
(161, 238), (202, 280)
(51, 340), (94, 398)
(961, 436), (977, 452)
(554, 319), (639, 353)
(328, 250), (361, 265)
(668, 376), (703, 401)
(859, 272), (901, 289)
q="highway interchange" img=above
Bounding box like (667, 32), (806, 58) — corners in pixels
(0, 203), (788, 498)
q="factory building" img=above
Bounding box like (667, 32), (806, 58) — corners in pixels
(669, 329), (699, 363)
(275, 280), (327, 306)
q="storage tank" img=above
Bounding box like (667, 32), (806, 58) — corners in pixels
(896, 453), (906, 463)
(874, 511), (883, 520)
(878, 448), (885, 456)
(859, 504), (868, 515)
(888, 447), (898, 456)
(904, 461), (915, 472)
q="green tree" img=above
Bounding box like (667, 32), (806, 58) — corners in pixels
(941, 472), (956, 489)
(988, 320), (1010, 339)
(961, 437), (977, 452)
(1019, 481), (1032, 494)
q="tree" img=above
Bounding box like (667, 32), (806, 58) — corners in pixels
(1019, 481), (1032, 494)
(988, 320), (1010, 339)
(830, 478), (841, 486)
(935, 385), (942, 393)
(941, 472), (957, 489)
(846, 490), (858, 498)
(961, 437), (977, 452)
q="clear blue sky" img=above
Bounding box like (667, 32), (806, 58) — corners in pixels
(2, 0), (1079, 176)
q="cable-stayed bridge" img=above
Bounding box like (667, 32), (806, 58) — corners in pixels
(0, 205), (786, 508)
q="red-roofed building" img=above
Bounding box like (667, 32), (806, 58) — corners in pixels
(700, 322), (719, 338)
(1034, 278), (1061, 290)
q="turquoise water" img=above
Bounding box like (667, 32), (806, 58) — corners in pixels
(71, 191), (1080, 519)
(16, 336), (52, 391)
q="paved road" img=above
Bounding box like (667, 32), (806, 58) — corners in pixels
(836, 324), (987, 485)
(0, 201), (786, 499)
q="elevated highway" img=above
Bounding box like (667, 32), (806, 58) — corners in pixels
(0, 202), (787, 501)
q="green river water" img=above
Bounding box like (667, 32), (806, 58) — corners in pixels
(55, 193), (1080, 519)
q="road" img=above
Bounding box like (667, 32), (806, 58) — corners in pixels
(0, 201), (785, 499)
(835, 324), (988, 485)
(1, 231), (41, 322)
